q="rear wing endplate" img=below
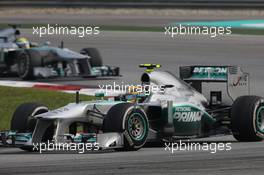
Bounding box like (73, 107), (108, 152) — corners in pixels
(180, 66), (250, 105)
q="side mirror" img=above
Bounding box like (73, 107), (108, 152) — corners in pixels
(162, 85), (174, 89)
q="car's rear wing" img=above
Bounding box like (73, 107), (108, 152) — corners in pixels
(179, 66), (250, 106)
(180, 66), (233, 82)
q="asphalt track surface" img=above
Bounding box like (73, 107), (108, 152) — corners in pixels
(1, 30), (264, 174)
(1, 136), (264, 175)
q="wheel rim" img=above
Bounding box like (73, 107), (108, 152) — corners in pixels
(256, 106), (264, 133)
(127, 113), (147, 141)
(18, 53), (28, 76)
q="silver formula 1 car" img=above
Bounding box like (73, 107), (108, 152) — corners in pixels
(0, 26), (119, 80)
(1, 64), (264, 151)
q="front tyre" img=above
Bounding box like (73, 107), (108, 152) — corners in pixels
(11, 103), (54, 151)
(103, 103), (149, 151)
(80, 48), (103, 67)
(231, 95), (264, 141)
(11, 103), (48, 133)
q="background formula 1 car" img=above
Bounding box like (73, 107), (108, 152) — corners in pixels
(1, 64), (264, 151)
(0, 26), (119, 80)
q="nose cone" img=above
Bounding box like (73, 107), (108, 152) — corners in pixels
(34, 103), (88, 120)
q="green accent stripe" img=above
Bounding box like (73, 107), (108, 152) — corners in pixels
(256, 106), (264, 133)
(171, 20), (264, 29)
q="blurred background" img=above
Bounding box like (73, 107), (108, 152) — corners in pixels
(0, 0), (263, 95)
(1, 2), (264, 174)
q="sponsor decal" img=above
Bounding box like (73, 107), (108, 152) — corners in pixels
(231, 74), (248, 87)
(193, 67), (227, 74)
(173, 106), (203, 122)
(192, 67), (227, 80)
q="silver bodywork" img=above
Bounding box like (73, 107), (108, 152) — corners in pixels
(29, 46), (91, 77)
(32, 101), (124, 148)
(0, 28), (19, 62)
(0, 27), (120, 79)
(143, 71), (208, 109)
(30, 69), (209, 148)
(2, 66), (250, 149)
(0, 27), (17, 43)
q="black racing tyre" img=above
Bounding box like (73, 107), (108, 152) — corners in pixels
(11, 103), (48, 133)
(231, 95), (264, 142)
(80, 48), (103, 67)
(19, 145), (37, 152)
(103, 103), (149, 151)
(11, 103), (54, 151)
(17, 51), (34, 80)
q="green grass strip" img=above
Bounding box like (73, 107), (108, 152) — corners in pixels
(0, 86), (95, 130)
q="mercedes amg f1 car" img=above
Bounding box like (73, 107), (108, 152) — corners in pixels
(0, 26), (119, 80)
(1, 64), (264, 151)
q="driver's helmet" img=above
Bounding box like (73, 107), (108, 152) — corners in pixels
(16, 37), (30, 49)
(125, 85), (147, 103)
(127, 85), (142, 95)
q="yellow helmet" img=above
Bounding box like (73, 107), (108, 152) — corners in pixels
(127, 85), (142, 95)
(16, 37), (30, 49)
(125, 85), (145, 103)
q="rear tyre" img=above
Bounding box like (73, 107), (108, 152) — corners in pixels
(231, 95), (264, 141)
(80, 48), (103, 67)
(17, 51), (34, 80)
(103, 103), (149, 151)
